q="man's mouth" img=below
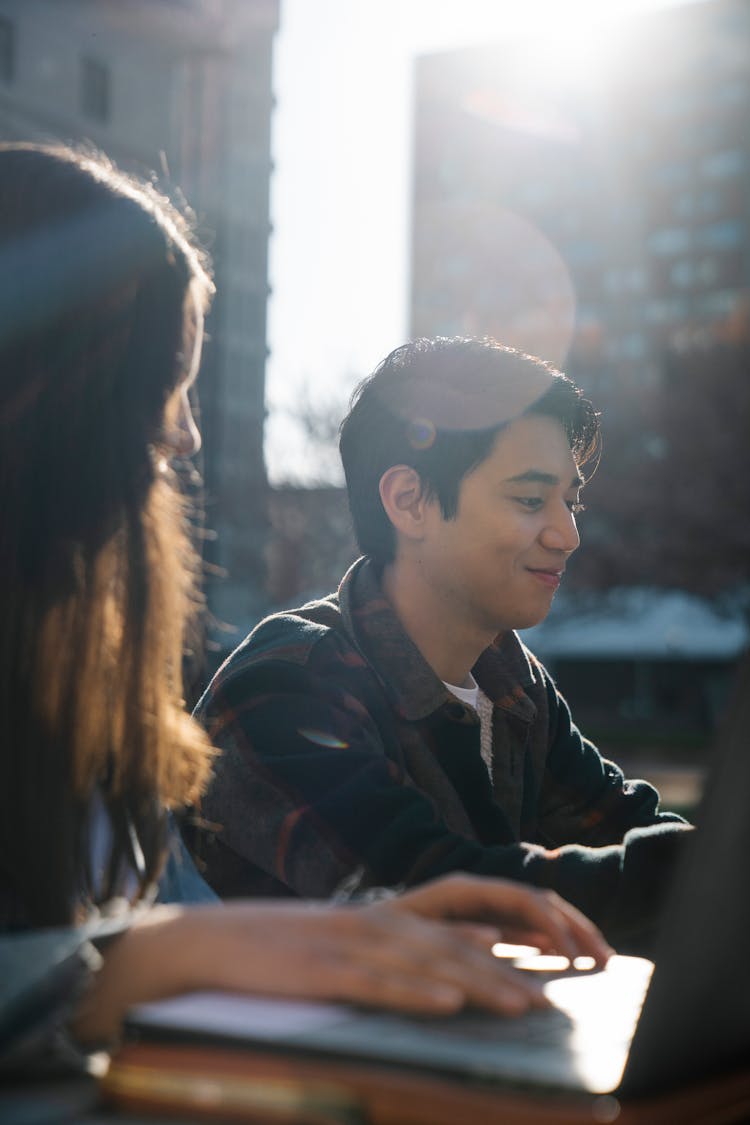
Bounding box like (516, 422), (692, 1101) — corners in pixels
(527, 568), (564, 589)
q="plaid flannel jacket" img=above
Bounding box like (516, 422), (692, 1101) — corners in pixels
(189, 558), (688, 946)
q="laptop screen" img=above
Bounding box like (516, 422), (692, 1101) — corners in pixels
(622, 656), (750, 1095)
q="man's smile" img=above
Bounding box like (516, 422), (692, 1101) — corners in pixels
(526, 567), (565, 589)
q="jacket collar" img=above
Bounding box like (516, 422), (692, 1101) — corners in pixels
(337, 557), (538, 724)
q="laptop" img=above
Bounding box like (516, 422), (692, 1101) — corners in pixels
(114, 661), (750, 1108)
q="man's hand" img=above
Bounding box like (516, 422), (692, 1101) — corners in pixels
(391, 873), (613, 966)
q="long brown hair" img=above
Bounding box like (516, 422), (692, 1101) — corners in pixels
(0, 144), (215, 926)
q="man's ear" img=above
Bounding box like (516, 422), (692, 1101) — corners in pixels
(379, 465), (430, 541)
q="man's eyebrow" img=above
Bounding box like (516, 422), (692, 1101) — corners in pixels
(504, 469), (584, 488)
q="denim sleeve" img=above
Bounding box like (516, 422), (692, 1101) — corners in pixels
(156, 816), (219, 905)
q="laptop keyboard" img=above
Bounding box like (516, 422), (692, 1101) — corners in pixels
(411, 1007), (573, 1047)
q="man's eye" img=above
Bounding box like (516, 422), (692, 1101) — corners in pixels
(515, 497), (543, 510)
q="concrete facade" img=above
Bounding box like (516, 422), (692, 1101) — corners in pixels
(0, 0), (279, 631)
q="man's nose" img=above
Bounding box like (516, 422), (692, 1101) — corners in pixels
(540, 504), (580, 554)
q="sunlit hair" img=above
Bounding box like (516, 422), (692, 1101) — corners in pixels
(0, 143), (216, 926)
(339, 337), (600, 569)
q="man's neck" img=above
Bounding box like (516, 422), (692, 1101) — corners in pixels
(380, 560), (493, 688)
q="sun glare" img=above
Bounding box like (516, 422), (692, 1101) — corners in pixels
(406, 0), (665, 44)
(405, 0), (656, 87)
(267, 0), (680, 481)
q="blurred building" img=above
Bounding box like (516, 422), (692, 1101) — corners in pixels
(522, 588), (747, 746)
(0, 0), (279, 637)
(411, 0), (750, 396)
(266, 485), (357, 609)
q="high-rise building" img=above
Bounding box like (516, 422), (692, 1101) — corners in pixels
(0, 0), (279, 637)
(411, 0), (750, 398)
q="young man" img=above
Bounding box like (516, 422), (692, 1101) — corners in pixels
(190, 338), (689, 949)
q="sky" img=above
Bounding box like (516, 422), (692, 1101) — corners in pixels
(264, 0), (692, 483)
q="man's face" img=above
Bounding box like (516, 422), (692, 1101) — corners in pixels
(419, 414), (583, 635)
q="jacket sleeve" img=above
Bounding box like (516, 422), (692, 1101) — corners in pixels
(0, 817), (208, 1077)
(192, 639), (691, 949)
(0, 915), (131, 1076)
(536, 672), (686, 849)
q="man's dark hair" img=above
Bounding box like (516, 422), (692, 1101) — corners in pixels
(339, 336), (600, 568)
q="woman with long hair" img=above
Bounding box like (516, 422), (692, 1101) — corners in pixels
(0, 144), (608, 1070)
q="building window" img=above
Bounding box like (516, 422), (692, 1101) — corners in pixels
(702, 149), (745, 180)
(697, 257), (719, 286)
(673, 192), (694, 220)
(81, 57), (110, 122)
(0, 16), (15, 83)
(646, 297), (687, 325)
(696, 289), (740, 320)
(620, 333), (647, 360)
(698, 219), (745, 251)
(653, 161), (689, 187)
(670, 259), (695, 289)
(626, 266), (646, 292)
(716, 77), (749, 106)
(567, 240), (598, 266)
(647, 227), (691, 256)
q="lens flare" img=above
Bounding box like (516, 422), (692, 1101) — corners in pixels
(407, 417), (437, 450)
(298, 728), (349, 749)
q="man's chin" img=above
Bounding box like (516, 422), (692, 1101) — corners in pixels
(499, 605), (554, 633)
